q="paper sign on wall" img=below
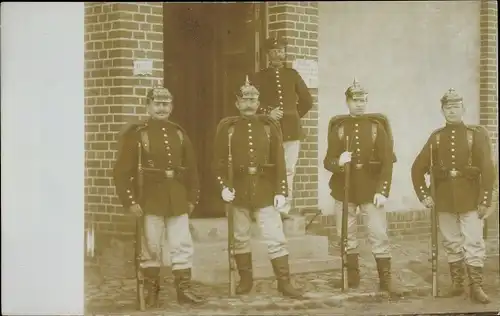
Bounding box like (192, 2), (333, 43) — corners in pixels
(292, 59), (318, 89)
(133, 60), (153, 76)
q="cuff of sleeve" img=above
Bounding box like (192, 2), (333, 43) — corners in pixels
(378, 180), (390, 197)
(123, 188), (137, 208)
(480, 190), (491, 206)
(190, 189), (200, 205)
(417, 184), (430, 201)
(276, 179), (288, 197)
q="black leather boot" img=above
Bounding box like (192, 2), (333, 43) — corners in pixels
(466, 265), (490, 304)
(375, 257), (404, 297)
(173, 268), (205, 305)
(347, 254), (361, 288)
(331, 253), (361, 289)
(144, 267), (160, 308)
(444, 260), (465, 297)
(271, 255), (304, 299)
(235, 253), (253, 294)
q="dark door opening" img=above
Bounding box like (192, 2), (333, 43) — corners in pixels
(163, 3), (264, 218)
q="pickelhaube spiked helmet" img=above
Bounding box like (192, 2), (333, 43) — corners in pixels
(440, 88), (463, 105)
(146, 80), (173, 103)
(264, 35), (288, 51)
(236, 75), (260, 99)
(345, 78), (367, 99)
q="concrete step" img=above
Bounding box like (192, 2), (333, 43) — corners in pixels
(191, 235), (329, 267)
(191, 255), (340, 284)
(189, 216), (306, 243)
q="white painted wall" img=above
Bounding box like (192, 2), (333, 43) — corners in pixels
(2, 3), (84, 314)
(318, 1), (481, 214)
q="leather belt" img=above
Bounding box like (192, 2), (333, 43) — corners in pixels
(142, 167), (177, 179)
(449, 169), (463, 178)
(353, 163), (364, 170)
(237, 165), (264, 175)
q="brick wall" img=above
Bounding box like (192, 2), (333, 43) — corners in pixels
(267, 2), (320, 212)
(84, 2), (164, 235)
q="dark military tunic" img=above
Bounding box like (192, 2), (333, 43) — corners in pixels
(411, 122), (495, 213)
(113, 119), (200, 217)
(213, 115), (288, 209)
(324, 115), (393, 205)
(250, 67), (313, 142)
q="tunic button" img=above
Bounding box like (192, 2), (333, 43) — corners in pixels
(452, 130), (455, 133)
(451, 149), (455, 152)
(250, 149), (254, 152)
(278, 84), (282, 88)
(249, 136), (252, 139)
(355, 129), (359, 133)
(452, 155), (455, 158)
(451, 142), (455, 145)
(278, 90), (282, 93)
(248, 123), (251, 126)
(249, 142), (253, 146)
(162, 128), (166, 131)
(355, 123), (359, 127)
(355, 136), (359, 139)
(248, 129), (252, 133)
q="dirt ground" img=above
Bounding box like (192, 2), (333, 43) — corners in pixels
(85, 238), (499, 315)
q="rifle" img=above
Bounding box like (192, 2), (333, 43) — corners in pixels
(429, 144), (438, 298)
(226, 128), (237, 296)
(341, 136), (351, 292)
(135, 141), (146, 311)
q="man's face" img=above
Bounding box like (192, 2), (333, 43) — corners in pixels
(268, 47), (285, 64)
(346, 97), (367, 116)
(441, 102), (464, 123)
(147, 100), (173, 121)
(235, 97), (260, 116)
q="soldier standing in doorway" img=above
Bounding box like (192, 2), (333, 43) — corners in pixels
(113, 83), (205, 308)
(251, 35), (314, 216)
(324, 79), (403, 296)
(411, 88), (495, 304)
(213, 76), (304, 299)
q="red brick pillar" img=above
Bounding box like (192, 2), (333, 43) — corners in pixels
(84, 2), (164, 235)
(479, 0), (498, 235)
(267, 2), (320, 212)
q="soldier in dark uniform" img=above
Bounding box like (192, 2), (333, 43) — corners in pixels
(213, 76), (303, 298)
(324, 79), (402, 295)
(113, 83), (205, 307)
(411, 88), (495, 304)
(250, 36), (314, 215)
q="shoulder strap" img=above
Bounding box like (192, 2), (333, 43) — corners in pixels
(371, 122), (377, 144)
(140, 129), (150, 154)
(177, 129), (184, 145)
(338, 124), (344, 140)
(264, 125), (271, 140)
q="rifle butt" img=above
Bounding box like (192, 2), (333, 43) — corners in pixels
(135, 217), (146, 310)
(226, 203), (237, 296)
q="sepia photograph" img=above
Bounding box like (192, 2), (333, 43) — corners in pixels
(1, 1), (498, 315)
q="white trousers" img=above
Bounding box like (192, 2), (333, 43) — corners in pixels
(283, 140), (301, 210)
(438, 210), (486, 267)
(334, 201), (391, 258)
(139, 213), (193, 270)
(233, 205), (289, 259)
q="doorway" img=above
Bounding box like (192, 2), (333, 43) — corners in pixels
(163, 3), (265, 218)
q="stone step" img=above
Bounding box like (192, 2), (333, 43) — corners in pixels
(189, 216), (306, 243)
(191, 235), (329, 267)
(191, 255), (340, 284)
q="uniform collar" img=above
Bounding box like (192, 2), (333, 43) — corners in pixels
(445, 121), (466, 129)
(147, 118), (170, 128)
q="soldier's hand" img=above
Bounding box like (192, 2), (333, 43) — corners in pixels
(338, 151), (352, 166)
(274, 194), (286, 209)
(222, 187), (236, 202)
(477, 205), (489, 219)
(269, 107), (284, 120)
(373, 193), (387, 208)
(129, 204), (143, 217)
(422, 196), (435, 209)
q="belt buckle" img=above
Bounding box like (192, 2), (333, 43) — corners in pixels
(248, 166), (258, 175)
(450, 170), (458, 178)
(165, 169), (175, 179)
(355, 164), (363, 170)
